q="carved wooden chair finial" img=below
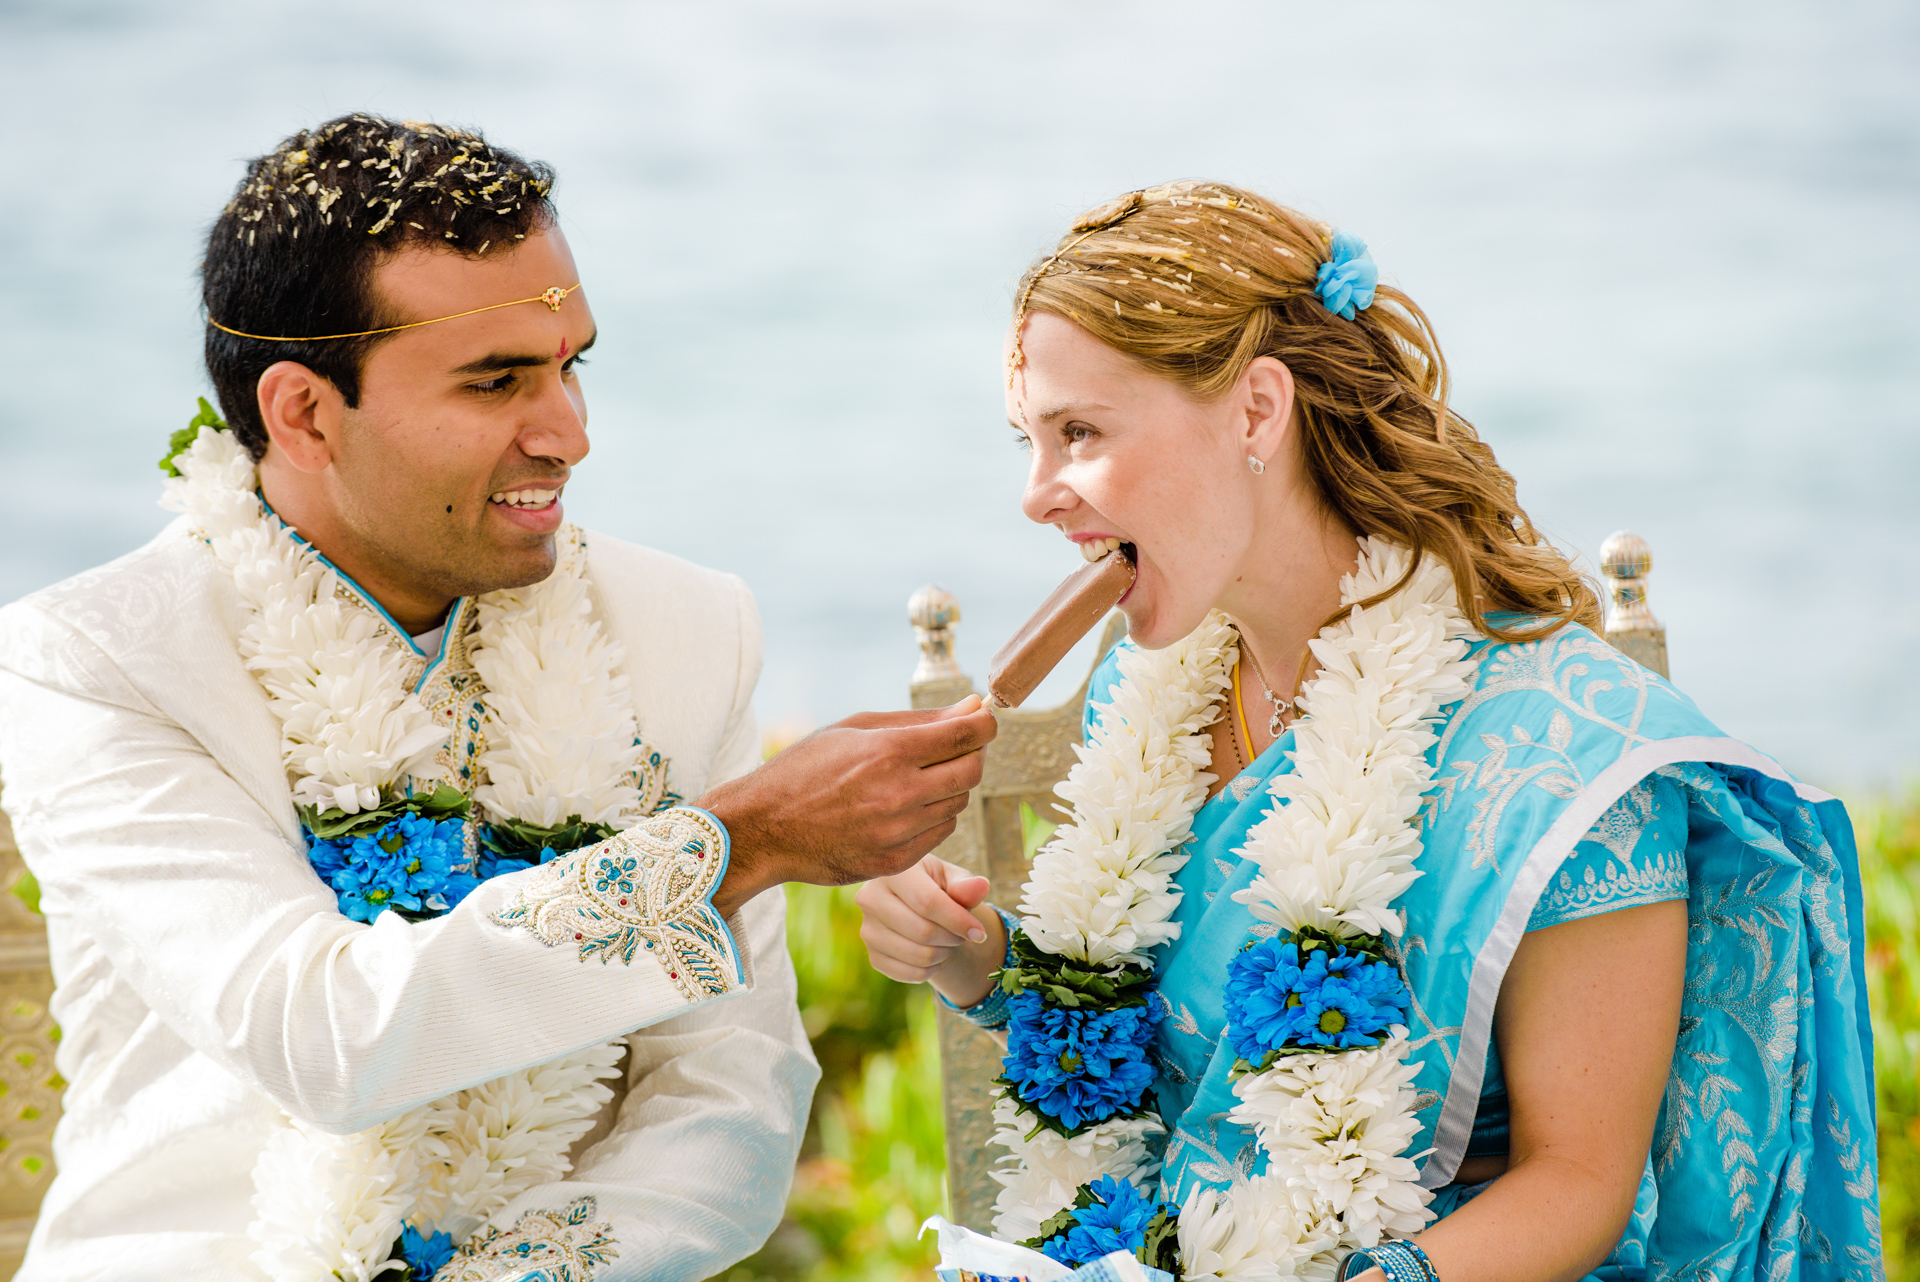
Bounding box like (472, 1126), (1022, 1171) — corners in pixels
(1599, 530), (1669, 678)
(908, 585), (966, 685)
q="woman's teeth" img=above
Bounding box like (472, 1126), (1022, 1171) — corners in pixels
(1078, 536), (1124, 562)
(489, 488), (558, 510)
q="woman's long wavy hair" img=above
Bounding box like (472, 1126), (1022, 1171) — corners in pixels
(1015, 180), (1601, 643)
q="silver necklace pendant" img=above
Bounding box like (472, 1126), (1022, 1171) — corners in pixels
(1236, 629), (1295, 739)
(1265, 694), (1290, 738)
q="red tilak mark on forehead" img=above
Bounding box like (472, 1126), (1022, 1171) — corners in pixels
(556, 339), (570, 360)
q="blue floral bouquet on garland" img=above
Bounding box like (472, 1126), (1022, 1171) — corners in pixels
(393, 1224), (456, 1280)
(301, 785), (477, 923)
(300, 786), (616, 926)
(1024, 1175), (1179, 1274)
(987, 927), (1181, 1271)
(1221, 926), (1412, 1075)
(994, 927), (1163, 1137)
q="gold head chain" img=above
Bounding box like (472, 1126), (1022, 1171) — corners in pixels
(1006, 190), (1150, 386)
(1006, 227), (1101, 386)
(207, 283), (583, 343)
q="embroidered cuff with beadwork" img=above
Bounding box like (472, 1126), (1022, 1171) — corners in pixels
(491, 806), (745, 1003)
(437, 1195), (617, 1281)
(938, 904), (1022, 1030)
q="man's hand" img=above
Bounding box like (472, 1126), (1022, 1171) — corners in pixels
(701, 695), (997, 918)
(854, 855), (1007, 1009)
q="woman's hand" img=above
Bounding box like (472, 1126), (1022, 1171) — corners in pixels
(854, 855), (1007, 1008)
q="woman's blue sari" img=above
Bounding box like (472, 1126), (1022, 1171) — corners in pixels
(1082, 623), (1881, 1281)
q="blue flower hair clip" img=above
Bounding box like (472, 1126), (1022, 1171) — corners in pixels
(1315, 230), (1378, 321)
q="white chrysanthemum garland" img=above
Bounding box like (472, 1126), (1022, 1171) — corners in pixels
(245, 1043), (624, 1282)
(161, 414), (648, 1280)
(987, 539), (1480, 1281)
(985, 608), (1233, 1265)
(160, 409), (445, 815)
(470, 551), (650, 832)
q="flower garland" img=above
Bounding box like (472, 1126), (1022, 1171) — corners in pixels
(244, 1043), (625, 1281)
(160, 405), (659, 1280)
(160, 400), (448, 820)
(469, 544), (658, 836)
(984, 539), (1480, 1280)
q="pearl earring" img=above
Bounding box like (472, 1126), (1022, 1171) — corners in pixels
(1248, 455), (1265, 475)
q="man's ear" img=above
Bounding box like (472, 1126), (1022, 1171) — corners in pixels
(1242, 355), (1296, 468)
(257, 361), (346, 475)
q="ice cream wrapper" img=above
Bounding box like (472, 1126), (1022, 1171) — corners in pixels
(920, 1217), (1174, 1282)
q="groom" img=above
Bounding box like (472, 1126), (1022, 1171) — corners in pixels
(0, 114), (995, 1280)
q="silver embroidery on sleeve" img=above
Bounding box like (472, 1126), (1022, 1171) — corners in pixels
(1587, 779), (1656, 860)
(439, 1196), (617, 1281)
(491, 807), (742, 1002)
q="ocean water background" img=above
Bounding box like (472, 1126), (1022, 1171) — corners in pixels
(1, 0), (1915, 789)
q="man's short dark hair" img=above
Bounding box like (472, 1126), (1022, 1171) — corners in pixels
(202, 114), (557, 458)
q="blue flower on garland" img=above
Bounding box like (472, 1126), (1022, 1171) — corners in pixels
(1004, 992), (1159, 1130)
(1223, 935), (1309, 1054)
(1223, 936), (1410, 1057)
(396, 1223), (455, 1278)
(307, 811), (476, 923)
(1040, 1175), (1165, 1268)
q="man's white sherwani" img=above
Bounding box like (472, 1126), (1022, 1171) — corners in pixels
(0, 520), (819, 1280)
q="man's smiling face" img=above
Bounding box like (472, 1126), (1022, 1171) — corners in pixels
(257, 225), (597, 626)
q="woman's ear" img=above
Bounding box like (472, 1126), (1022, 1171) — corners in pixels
(256, 361), (346, 475)
(1242, 356), (1296, 470)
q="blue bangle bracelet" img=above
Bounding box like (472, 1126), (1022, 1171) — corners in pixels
(1338, 1240), (1440, 1282)
(935, 904), (1021, 1030)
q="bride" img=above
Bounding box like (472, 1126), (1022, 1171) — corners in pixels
(856, 182), (1880, 1280)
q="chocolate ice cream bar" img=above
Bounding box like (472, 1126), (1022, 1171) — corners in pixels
(986, 550), (1135, 709)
